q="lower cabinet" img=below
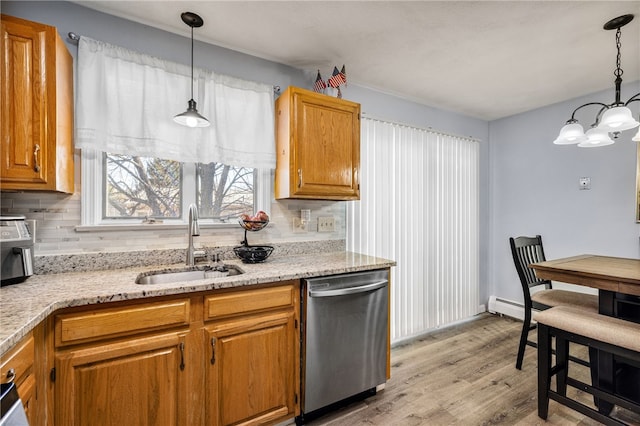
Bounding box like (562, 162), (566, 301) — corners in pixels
(50, 281), (299, 425)
(204, 309), (297, 425)
(1, 327), (39, 425)
(54, 332), (189, 425)
(203, 282), (299, 426)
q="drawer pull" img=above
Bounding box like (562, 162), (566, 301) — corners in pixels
(5, 368), (16, 383)
(210, 337), (216, 365)
(179, 342), (185, 371)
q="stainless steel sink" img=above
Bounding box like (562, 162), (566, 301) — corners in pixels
(135, 265), (243, 285)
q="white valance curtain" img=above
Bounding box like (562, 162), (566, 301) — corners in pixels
(75, 37), (276, 169)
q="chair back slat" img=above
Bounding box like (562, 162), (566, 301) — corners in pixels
(510, 235), (552, 292)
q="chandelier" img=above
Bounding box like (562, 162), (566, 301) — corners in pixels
(554, 14), (639, 147)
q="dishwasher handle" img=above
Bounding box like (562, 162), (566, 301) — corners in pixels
(308, 280), (388, 297)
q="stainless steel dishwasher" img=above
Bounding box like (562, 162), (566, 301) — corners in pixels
(299, 269), (389, 422)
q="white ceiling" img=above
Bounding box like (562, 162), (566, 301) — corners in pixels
(72, 1), (640, 121)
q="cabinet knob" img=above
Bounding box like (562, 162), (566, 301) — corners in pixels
(5, 368), (16, 383)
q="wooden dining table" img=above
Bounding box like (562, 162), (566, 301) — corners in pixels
(531, 254), (640, 414)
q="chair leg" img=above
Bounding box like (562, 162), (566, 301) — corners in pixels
(516, 309), (532, 370)
(537, 323), (551, 420)
(556, 335), (569, 396)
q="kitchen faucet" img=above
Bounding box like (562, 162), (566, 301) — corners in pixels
(186, 204), (205, 266)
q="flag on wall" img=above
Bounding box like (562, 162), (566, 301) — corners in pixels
(313, 70), (326, 92)
(328, 66), (345, 88)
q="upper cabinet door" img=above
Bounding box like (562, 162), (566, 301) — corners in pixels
(275, 86), (360, 200)
(1, 14), (74, 193)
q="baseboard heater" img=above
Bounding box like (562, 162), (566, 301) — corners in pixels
(487, 295), (525, 321)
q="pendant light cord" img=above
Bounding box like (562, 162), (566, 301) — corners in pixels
(190, 24), (194, 101)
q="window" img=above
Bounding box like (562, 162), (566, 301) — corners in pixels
(75, 37), (275, 229)
(104, 153), (255, 221)
(81, 149), (269, 228)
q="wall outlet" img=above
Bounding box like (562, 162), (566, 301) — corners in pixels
(292, 217), (308, 233)
(317, 217), (335, 232)
(579, 177), (591, 190)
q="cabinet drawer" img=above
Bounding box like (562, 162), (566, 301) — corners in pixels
(205, 283), (295, 320)
(55, 299), (191, 347)
(1, 333), (34, 385)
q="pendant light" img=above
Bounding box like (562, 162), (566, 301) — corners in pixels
(174, 12), (210, 128)
(553, 14), (639, 147)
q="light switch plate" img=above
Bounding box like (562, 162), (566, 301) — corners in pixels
(579, 177), (591, 190)
(318, 217), (335, 232)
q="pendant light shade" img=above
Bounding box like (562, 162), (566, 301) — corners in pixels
(632, 124), (640, 142)
(553, 122), (587, 145)
(174, 99), (210, 128)
(578, 128), (615, 148)
(553, 14), (639, 147)
(598, 106), (640, 132)
(174, 12), (210, 128)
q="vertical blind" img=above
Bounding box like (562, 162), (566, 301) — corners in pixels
(347, 117), (480, 343)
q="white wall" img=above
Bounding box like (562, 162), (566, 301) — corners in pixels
(489, 83), (640, 302)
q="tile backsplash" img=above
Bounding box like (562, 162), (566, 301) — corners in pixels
(1, 190), (347, 256)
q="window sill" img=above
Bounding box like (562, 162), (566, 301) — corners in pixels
(75, 222), (238, 232)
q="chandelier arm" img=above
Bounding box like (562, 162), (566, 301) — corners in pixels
(568, 102), (610, 122)
(624, 94), (640, 106)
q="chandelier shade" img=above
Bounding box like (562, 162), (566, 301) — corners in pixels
(598, 106), (640, 132)
(578, 128), (615, 148)
(174, 12), (210, 128)
(553, 122), (587, 145)
(633, 130), (640, 142)
(554, 14), (639, 148)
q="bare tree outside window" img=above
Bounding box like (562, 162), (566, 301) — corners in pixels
(197, 162), (254, 221)
(104, 153), (254, 221)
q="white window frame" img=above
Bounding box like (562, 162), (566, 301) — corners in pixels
(78, 148), (271, 231)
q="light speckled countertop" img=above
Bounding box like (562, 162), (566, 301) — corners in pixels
(0, 251), (395, 354)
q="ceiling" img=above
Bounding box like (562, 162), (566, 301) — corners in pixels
(72, 1), (640, 121)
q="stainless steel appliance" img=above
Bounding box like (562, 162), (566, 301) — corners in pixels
(299, 269), (388, 422)
(0, 216), (34, 286)
(0, 382), (29, 425)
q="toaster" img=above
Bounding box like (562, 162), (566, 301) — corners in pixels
(0, 215), (34, 286)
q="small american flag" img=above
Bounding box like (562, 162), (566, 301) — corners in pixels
(313, 70), (326, 92)
(328, 66), (346, 88)
(340, 65), (347, 86)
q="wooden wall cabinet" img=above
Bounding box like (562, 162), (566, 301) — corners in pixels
(1, 14), (74, 193)
(275, 86), (360, 200)
(50, 282), (299, 425)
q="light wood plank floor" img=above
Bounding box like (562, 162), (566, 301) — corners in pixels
(305, 313), (640, 426)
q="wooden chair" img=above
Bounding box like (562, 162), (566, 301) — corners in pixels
(536, 306), (640, 425)
(509, 235), (598, 370)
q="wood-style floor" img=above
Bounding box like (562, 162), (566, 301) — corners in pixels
(304, 313), (640, 426)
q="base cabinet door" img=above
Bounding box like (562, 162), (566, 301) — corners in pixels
(205, 310), (297, 426)
(54, 332), (188, 426)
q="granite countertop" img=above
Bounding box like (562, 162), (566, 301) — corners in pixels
(0, 251), (395, 354)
